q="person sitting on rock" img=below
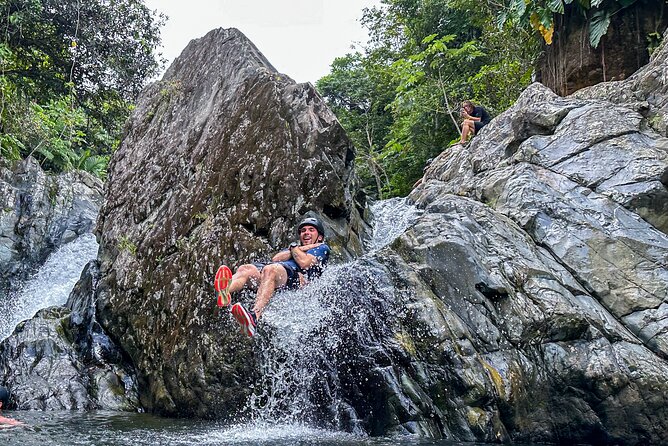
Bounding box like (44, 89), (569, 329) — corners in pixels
(0, 386), (24, 428)
(459, 100), (491, 144)
(214, 216), (330, 337)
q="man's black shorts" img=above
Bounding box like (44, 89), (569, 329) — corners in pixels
(253, 262), (301, 290)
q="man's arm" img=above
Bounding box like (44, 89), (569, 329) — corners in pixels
(463, 111), (480, 121)
(297, 243), (322, 251)
(271, 249), (292, 262)
(271, 243), (323, 262)
(290, 246), (320, 270)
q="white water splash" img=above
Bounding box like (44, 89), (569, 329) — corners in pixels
(368, 197), (422, 251)
(0, 233), (99, 340)
(240, 198), (421, 432)
(248, 265), (346, 424)
(195, 421), (363, 445)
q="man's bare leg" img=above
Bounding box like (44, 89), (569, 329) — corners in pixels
(460, 120), (474, 143)
(252, 264), (288, 319)
(228, 264), (262, 293)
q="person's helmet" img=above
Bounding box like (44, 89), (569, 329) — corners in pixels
(297, 217), (325, 239)
(0, 386), (9, 407)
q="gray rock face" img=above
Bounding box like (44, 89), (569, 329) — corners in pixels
(0, 157), (103, 293)
(94, 28), (366, 417)
(367, 32), (668, 444)
(0, 261), (140, 410)
(358, 197), (668, 444)
(0, 157), (132, 411)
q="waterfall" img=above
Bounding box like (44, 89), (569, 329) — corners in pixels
(243, 198), (421, 432)
(0, 233), (99, 341)
(368, 197), (422, 251)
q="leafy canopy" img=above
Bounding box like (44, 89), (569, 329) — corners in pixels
(0, 0), (164, 177)
(495, 0), (639, 48)
(317, 0), (537, 198)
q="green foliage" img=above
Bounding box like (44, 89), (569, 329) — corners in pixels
(1, 86), (116, 174)
(25, 95), (85, 172)
(118, 235), (137, 256)
(75, 150), (110, 180)
(381, 34), (487, 196)
(589, 9), (612, 48)
(317, 53), (396, 198)
(469, 60), (533, 112)
(0, 0), (164, 177)
(495, 0), (639, 48)
(647, 31), (663, 56)
(318, 0), (538, 198)
(1, 0), (164, 103)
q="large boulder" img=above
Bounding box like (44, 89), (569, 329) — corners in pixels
(0, 261), (140, 410)
(352, 31), (668, 444)
(94, 28), (366, 417)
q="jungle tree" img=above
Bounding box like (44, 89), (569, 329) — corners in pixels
(318, 0), (537, 197)
(0, 0), (164, 174)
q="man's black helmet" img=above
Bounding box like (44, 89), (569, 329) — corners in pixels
(297, 217), (325, 239)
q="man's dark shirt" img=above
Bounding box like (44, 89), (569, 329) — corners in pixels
(472, 106), (491, 125)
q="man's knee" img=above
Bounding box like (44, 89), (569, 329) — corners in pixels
(236, 263), (259, 278)
(260, 264), (281, 279)
(260, 264), (287, 286)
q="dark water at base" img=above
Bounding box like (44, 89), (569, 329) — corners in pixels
(0, 411), (508, 446)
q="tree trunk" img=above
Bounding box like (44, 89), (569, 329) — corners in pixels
(536, 0), (668, 96)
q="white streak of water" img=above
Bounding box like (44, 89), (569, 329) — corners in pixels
(243, 198), (421, 431)
(195, 422), (363, 444)
(368, 197), (422, 251)
(0, 233), (99, 340)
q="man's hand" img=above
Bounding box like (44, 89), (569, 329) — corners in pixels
(270, 242), (323, 263)
(290, 244), (320, 270)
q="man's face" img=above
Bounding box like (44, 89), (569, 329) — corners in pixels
(299, 225), (321, 244)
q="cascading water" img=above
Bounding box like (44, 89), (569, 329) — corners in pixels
(240, 198), (422, 434)
(367, 197), (422, 251)
(0, 233), (99, 340)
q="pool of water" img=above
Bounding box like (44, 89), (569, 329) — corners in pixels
(0, 411), (503, 446)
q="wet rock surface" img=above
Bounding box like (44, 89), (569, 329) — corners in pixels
(363, 32), (668, 444)
(0, 261), (140, 410)
(360, 198), (668, 444)
(0, 157), (103, 293)
(0, 158), (122, 410)
(93, 28), (366, 417)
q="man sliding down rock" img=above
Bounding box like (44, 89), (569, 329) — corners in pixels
(214, 217), (330, 337)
